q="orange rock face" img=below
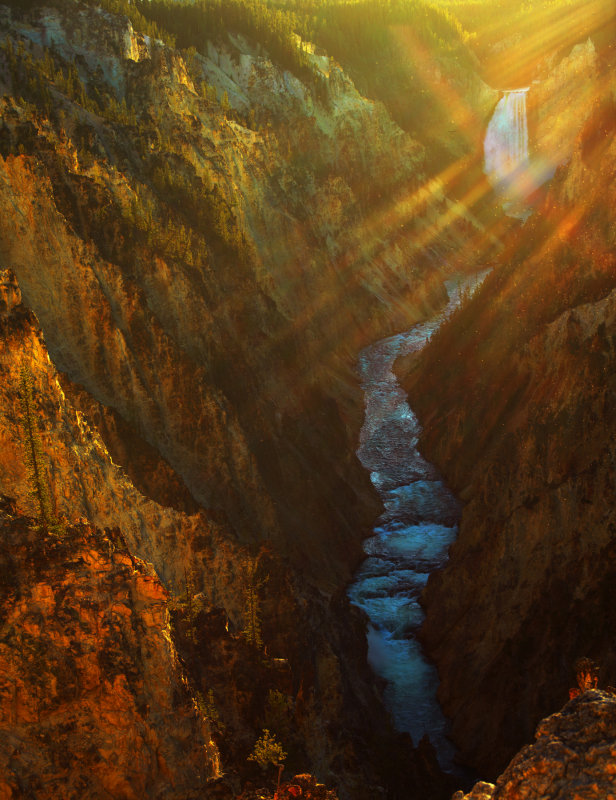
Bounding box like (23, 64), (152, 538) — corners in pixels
(455, 691), (616, 800)
(276, 773), (339, 799)
(0, 3), (493, 796)
(0, 267), (245, 618)
(0, 507), (219, 800)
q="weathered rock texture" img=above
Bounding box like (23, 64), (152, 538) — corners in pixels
(454, 691), (616, 800)
(399, 31), (616, 778)
(0, 2), (495, 795)
(527, 38), (600, 184)
(0, 502), (219, 800)
(0, 2), (488, 593)
(0, 268), (242, 608)
(0, 271), (419, 797)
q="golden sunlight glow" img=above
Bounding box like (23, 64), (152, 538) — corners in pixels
(221, 0), (614, 386)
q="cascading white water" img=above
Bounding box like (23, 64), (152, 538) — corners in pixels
(485, 90), (529, 181)
(484, 89), (531, 218)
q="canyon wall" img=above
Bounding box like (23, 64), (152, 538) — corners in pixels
(455, 690), (616, 800)
(0, 502), (220, 800)
(0, 2), (488, 591)
(527, 36), (601, 186)
(400, 33), (616, 777)
(0, 219), (448, 799)
(0, 2), (494, 796)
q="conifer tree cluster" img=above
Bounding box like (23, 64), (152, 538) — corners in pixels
(18, 363), (61, 534)
(241, 554), (268, 649)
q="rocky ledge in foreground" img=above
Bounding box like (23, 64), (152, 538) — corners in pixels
(454, 690), (616, 800)
(0, 501), (219, 800)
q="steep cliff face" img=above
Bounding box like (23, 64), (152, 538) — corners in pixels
(0, 502), (219, 800)
(0, 269), (242, 606)
(528, 37), (601, 184)
(454, 691), (616, 800)
(399, 38), (616, 777)
(0, 270), (434, 798)
(0, 2), (496, 795)
(0, 2), (487, 595)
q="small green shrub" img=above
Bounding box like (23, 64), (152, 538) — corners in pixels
(248, 728), (287, 770)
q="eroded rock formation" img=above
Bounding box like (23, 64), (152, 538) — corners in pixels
(0, 1), (487, 594)
(0, 1), (495, 794)
(454, 691), (616, 800)
(0, 501), (219, 800)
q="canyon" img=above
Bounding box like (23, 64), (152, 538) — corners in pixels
(399, 14), (616, 781)
(0, 0), (614, 798)
(0, 2), (491, 797)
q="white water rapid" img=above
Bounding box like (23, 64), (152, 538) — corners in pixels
(348, 272), (488, 774)
(484, 89), (532, 219)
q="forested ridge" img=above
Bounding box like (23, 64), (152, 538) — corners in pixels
(11, 0), (603, 168)
(6, 0), (607, 113)
(1, 0), (479, 142)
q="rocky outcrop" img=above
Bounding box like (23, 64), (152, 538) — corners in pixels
(399, 36), (616, 778)
(277, 774), (339, 800)
(0, 267), (244, 608)
(527, 37), (600, 184)
(453, 691), (616, 800)
(0, 501), (219, 800)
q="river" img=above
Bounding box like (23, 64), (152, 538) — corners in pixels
(348, 271), (488, 773)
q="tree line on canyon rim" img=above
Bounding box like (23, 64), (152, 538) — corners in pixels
(2, 0), (473, 140)
(4, 0), (606, 185)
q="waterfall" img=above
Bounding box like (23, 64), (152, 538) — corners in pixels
(484, 89), (531, 218)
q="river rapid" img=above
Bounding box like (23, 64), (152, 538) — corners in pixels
(348, 272), (488, 773)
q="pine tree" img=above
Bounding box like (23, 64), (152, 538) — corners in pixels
(241, 554), (268, 649)
(183, 566), (198, 644)
(18, 362), (58, 533)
